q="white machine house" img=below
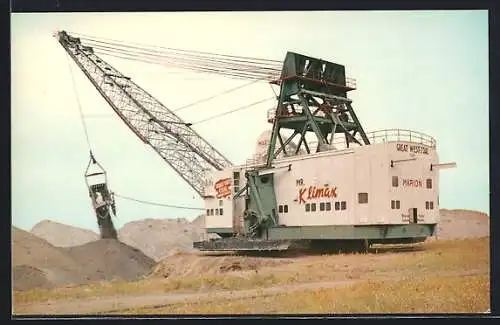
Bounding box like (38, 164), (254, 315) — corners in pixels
(197, 52), (456, 251)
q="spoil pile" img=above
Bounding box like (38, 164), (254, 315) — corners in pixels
(31, 220), (99, 247)
(13, 265), (54, 291)
(12, 227), (82, 290)
(65, 239), (156, 282)
(151, 253), (293, 278)
(31, 216), (216, 262)
(436, 209), (489, 240)
(117, 215), (216, 261)
(12, 227), (155, 291)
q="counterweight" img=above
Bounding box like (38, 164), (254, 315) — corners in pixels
(55, 31), (233, 197)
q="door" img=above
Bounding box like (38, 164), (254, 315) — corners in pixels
(409, 208), (418, 224)
(233, 197), (245, 234)
(355, 155), (370, 224)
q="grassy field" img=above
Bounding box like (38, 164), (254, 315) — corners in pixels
(120, 274), (489, 314)
(13, 237), (490, 314)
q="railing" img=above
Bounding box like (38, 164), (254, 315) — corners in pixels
(328, 129), (436, 148)
(267, 72), (357, 90)
(365, 129), (436, 148)
(345, 77), (357, 89)
(258, 127), (435, 151)
(267, 106), (309, 123)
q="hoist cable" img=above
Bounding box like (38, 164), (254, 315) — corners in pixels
(192, 97), (274, 125)
(84, 38), (281, 70)
(95, 48), (274, 80)
(68, 32), (283, 80)
(66, 54), (93, 152)
(114, 193), (204, 210)
(70, 31), (282, 64)
(91, 45), (279, 80)
(173, 79), (263, 113)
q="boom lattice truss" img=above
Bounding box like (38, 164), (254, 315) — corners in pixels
(56, 31), (233, 197)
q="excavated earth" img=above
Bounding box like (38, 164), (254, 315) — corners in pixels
(12, 227), (155, 291)
(12, 209), (489, 292)
(150, 253), (294, 279)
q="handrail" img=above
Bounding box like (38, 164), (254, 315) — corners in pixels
(329, 129), (436, 148)
(268, 73), (357, 90)
(365, 129), (436, 147)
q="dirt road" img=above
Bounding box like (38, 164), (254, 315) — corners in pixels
(12, 279), (363, 315)
(14, 268), (485, 315)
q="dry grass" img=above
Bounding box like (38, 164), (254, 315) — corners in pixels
(13, 237), (490, 311)
(13, 273), (282, 306)
(122, 274), (489, 314)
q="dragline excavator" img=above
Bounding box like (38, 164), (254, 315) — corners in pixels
(56, 30), (453, 251)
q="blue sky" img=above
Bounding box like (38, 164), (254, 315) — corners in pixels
(11, 11), (489, 232)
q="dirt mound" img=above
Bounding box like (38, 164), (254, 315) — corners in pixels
(26, 216), (213, 262)
(151, 254), (292, 278)
(12, 227), (85, 289)
(118, 217), (217, 261)
(190, 214), (206, 228)
(437, 209), (489, 240)
(65, 239), (156, 282)
(31, 220), (99, 247)
(12, 227), (156, 291)
(12, 265), (54, 291)
(12, 227), (81, 274)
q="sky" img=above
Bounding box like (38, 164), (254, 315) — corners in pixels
(11, 10), (489, 233)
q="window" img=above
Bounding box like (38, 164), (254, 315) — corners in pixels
(210, 208), (214, 215)
(326, 202), (331, 211)
(311, 203), (317, 212)
(233, 172), (240, 192)
(426, 178), (432, 189)
(358, 192), (368, 204)
(425, 201), (429, 210)
(220, 208), (224, 215)
(306, 203), (311, 212)
(391, 200), (395, 209)
(284, 205), (288, 213)
(430, 201), (434, 210)
(279, 205), (283, 213)
(206, 209), (210, 215)
(320, 202), (325, 211)
(335, 201), (340, 211)
(392, 176), (399, 187)
(219, 200), (223, 207)
(396, 200), (400, 209)
(215, 209), (219, 215)
(341, 201), (346, 210)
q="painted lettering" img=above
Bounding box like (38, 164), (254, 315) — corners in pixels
(396, 144), (408, 152)
(298, 185), (337, 204)
(402, 179), (423, 188)
(214, 178), (232, 198)
(396, 143), (429, 155)
(409, 145), (429, 155)
(298, 188), (307, 204)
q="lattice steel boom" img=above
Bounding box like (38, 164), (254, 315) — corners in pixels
(55, 30), (233, 197)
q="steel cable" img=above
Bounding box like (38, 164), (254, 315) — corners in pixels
(68, 32), (283, 81)
(114, 193), (205, 210)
